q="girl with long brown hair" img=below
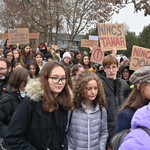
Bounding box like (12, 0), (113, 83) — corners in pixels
(5, 62), (74, 150)
(67, 70), (108, 150)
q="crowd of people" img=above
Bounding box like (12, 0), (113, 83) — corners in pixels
(0, 39), (150, 150)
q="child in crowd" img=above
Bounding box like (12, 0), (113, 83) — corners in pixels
(67, 70), (108, 150)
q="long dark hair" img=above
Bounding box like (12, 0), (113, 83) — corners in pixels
(27, 60), (39, 77)
(80, 54), (91, 68)
(39, 62), (74, 112)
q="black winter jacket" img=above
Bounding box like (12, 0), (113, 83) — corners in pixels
(0, 85), (23, 138)
(97, 70), (132, 147)
(5, 79), (68, 150)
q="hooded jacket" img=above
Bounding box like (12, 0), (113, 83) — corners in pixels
(0, 85), (23, 138)
(118, 103), (150, 150)
(5, 78), (68, 150)
(67, 103), (108, 150)
(97, 70), (132, 147)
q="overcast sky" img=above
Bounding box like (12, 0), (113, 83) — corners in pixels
(108, 3), (150, 35)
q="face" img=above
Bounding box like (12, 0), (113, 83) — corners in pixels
(47, 58), (52, 62)
(6, 52), (13, 62)
(76, 54), (81, 60)
(142, 83), (150, 100)
(0, 61), (9, 79)
(6, 40), (10, 47)
(83, 56), (89, 65)
(48, 66), (66, 97)
(35, 54), (43, 64)
(85, 80), (98, 101)
(75, 67), (84, 76)
(0, 48), (4, 55)
(63, 57), (70, 64)
(29, 65), (36, 76)
(13, 50), (19, 59)
(122, 68), (129, 81)
(104, 64), (118, 79)
(24, 46), (30, 54)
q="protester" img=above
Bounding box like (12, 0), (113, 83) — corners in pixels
(0, 58), (11, 98)
(97, 54), (131, 148)
(0, 68), (30, 149)
(20, 44), (33, 68)
(60, 52), (73, 68)
(5, 62), (73, 150)
(0, 47), (4, 58)
(119, 64), (134, 86)
(71, 50), (81, 65)
(118, 102), (150, 150)
(67, 70), (108, 150)
(4, 50), (16, 72)
(13, 49), (21, 63)
(55, 49), (61, 61)
(65, 66), (73, 90)
(38, 43), (53, 61)
(27, 60), (39, 78)
(35, 52), (46, 72)
(115, 66), (150, 134)
(3, 39), (14, 53)
(80, 54), (91, 69)
(13, 63), (23, 70)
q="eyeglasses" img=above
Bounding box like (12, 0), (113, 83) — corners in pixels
(29, 68), (36, 70)
(49, 77), (68, 84)
(7, 55), (13, 57)
(0, 68), (7, 71)
(105, 66), (117, 71)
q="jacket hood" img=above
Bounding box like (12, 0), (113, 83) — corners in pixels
(119, 64), (134, 76)
(131, 103), (150, 130)
(25, 78), (43, 102)
(5, 85), (12, 94)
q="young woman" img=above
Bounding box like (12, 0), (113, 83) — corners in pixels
(5, 62), (74, 150)
(3, 39), (14, 53)
(4, 50), (16, 71)
(35, 52), (46, 72)
(27, 60), (39, 78)
(80, 54), (91, 69)
(71, 50), (81, 65)
(115, 66), (150, 134)
(20, 44), (33, 68)
(67, 70), (108, 150)
(0, 68), (30, 149)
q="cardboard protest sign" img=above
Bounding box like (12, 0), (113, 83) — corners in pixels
(81, 39), (98, 48)
(130, 45), (150, 71)
(0, 33), (8, 39)
(29, 33), (39, 39)
(90, 46), (104, 64)
(89, 35), (99, 41)
(8, 28), (29, 44)
(52, 45), (57, 50)
(97, 23), (127, 51)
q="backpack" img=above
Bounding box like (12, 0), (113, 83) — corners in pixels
(109, 126), (150, 150)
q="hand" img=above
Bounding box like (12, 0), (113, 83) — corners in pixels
(112, 47), (117, 56)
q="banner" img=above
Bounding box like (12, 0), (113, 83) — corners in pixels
(8, 28), (29, 44)
(97, 23), (127, 51)
(0, 33), (8, 39)
(130, 45), (150, 71)
(90, 46), (104, 64)
(81, 39), (98, 48)
(89, 35), (99, 41)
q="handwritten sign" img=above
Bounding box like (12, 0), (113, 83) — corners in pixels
(89, 35), (99, 41)
(52, 45), (57, 50)
(97, 23), (127, 51)
(0, 33), (8, 39)
(90, 46), (104, 64)
(8, 28), (29, 44)
(29, 33), (39, 39)
(130, 45), (150, 71)
(81, 39), (98, 48)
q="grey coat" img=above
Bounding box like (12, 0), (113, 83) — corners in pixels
(67, 103), (108, 150)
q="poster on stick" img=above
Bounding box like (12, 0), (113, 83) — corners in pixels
(81, 39), (98, 47)
(90, 46), (104, 64)
(130, 45), (150, 71)
(89, 35), (99, 41)
(29, 33), (39, 39)
(52, 45), (57, 50)
(97, 23), (127, 51)
(0, 33), (8, 39)
(8, 28), (29, 44)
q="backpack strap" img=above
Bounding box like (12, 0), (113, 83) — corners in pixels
(137, 126), (150, 136)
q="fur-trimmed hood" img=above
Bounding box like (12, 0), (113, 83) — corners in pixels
(25, 78), (73, 102)
(25, 78), (43, 102)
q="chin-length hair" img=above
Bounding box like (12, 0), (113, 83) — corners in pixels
(39, 61), (74, 112)
(73, 70), (106, 110)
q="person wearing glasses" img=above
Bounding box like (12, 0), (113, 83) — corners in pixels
(0, 58), (11, 98)
(5, 62), (74, 150)
(97, 55), (132, 149)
